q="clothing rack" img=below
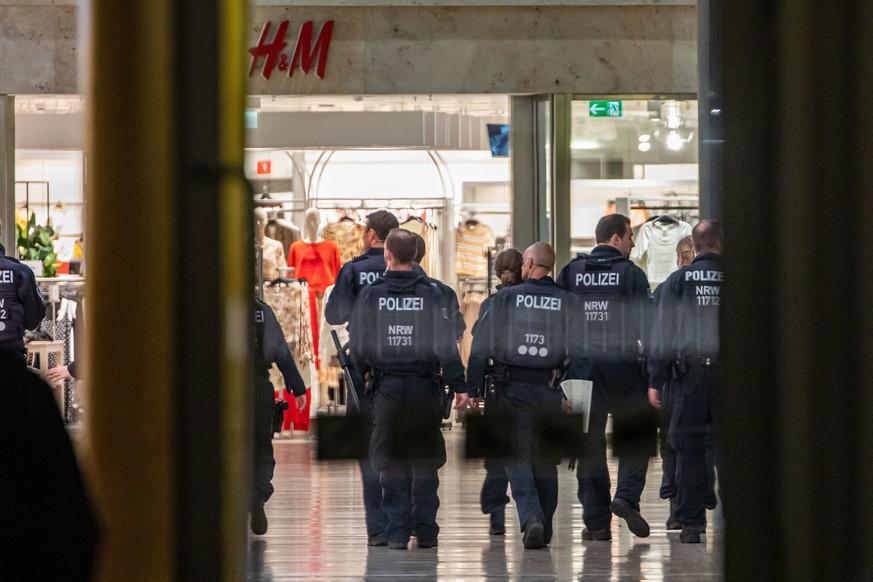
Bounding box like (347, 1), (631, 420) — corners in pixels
(615, 195), (699, 217)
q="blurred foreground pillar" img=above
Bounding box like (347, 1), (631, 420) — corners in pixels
(84, 0), (250, 580)
(722, 2), (873, 580)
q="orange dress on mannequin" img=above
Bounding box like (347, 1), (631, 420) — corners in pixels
(286, 240), (342, 427)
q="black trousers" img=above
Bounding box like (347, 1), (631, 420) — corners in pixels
(670, 364), (720, 526)
(253, 377), (276, 505)
(480, 390), (510, 514)
(498, 380), (562, 540)
(576, 362), (653, 531)
(370, 374), (446, 544)
(348, 361), (389, 537)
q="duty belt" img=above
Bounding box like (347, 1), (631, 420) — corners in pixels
(370, 365), (439, 379)
(683, 355), (717, 368)
(498, 365), (560, 386)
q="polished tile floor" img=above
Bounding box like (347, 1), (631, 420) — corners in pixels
(248, 428), (724, 581)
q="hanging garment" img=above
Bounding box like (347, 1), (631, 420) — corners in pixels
(263, 282), (316, 431)
(459, 290), (487, 366)
(39, 300), (74, 422)
(631, 218), (693, 286)
(258, 237), (286, 282)
(265, 218), (302, 258)
(287, 240), (342, 293)
(400, 218), (438, 276)
(322, 220), (366, 264)
(456, 222), (494, 278)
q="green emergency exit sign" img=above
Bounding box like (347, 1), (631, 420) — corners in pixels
(589, 100), (622, 117)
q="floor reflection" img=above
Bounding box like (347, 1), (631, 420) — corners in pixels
(247, 431), (724, 580)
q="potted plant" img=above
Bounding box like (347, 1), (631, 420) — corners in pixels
(16, 213), (60, 277)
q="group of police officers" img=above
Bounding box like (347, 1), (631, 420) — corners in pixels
(318, 210), (723, 550)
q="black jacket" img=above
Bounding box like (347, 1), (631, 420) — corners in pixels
(0, 243), (47, 352)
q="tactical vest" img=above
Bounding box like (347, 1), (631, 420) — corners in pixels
(568, 255), (640, 353)
(678, 258), (722, 356)
(351, 254), (387, 295)
(0, 267), (26, 347)
(366, 278), (441, 368)
(495, 283), (570, 370)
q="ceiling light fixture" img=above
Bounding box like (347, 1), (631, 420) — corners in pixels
(638, 134), (651, 143)
(638, 142), (652, 152)
(570, 139), (600, 150)
(666, 130), (685, 150)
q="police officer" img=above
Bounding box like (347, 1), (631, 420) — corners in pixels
(409, 231), (465, 341)
(467, 248), (524, 536)
(324, 209), (398, 546)
(349, 228), (468, 550)
(471, 242), (585, 549)
(0, 219), (47, 354)
(647, 220), (723, 544)
(556, 213), (654, 540)
(252, 297), (307, 535)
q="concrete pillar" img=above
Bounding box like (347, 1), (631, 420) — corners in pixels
(0, 96), (13, 252)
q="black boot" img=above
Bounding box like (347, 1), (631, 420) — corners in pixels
(489, 507), (506, 535)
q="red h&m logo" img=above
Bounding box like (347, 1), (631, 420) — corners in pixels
(257, 160), (271, 175)
(248, 20), (335, 80)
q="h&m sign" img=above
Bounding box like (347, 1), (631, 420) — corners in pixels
(248, 20), (334, 80)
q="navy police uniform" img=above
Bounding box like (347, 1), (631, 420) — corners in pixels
(350, 270), (467, 547)
(556, 245), (654, 535)
(467, 292), (509, 527)
(0, 243), (47, 354)
(470, 276), (585, 546)
(324, 247), (390, 540)
(648, 252), (722, 530)
(254, 299), (306, 506)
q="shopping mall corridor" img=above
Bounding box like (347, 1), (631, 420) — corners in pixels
(247, 429), (723, 580)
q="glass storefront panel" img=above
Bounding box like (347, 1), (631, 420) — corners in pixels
(569, 98), (699, 267)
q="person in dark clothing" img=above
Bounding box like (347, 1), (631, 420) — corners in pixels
(409, 231), (466, 341)
(0, 349), (99, 580)
(0, 222), (47, 354)
(651, 236), (718, 529)
(471, 243), (586, 550)
(350, 228), (468, 550)
(467, 248), (523, 536)
(252, 298), (307, 535)
(556, 214), (655, 541)
(324, 209), (399, 546)
(647, 220), (723, 544)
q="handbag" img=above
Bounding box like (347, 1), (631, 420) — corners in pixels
(272, 398), (289, 434)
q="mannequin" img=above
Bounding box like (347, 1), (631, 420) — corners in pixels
(255, 208), (267, 244)
(287, 207), (342, 415)
(255, 208), (286, 281)
(303, 207), (322, 243)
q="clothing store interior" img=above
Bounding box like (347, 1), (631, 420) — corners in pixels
(14, 94), (698, 432)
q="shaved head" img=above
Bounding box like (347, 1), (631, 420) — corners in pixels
(692, 220), (723, 255)
(522, 242), (555, 279)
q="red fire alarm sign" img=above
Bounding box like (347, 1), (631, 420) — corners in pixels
(257, 160), (272, 175)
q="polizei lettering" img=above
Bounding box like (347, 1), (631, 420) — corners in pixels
(0, 270), (13, 284)
(685, 270), (724, 282)
(378, 297), (424, 311)
(359, 271), (380, 286)
(576, 272), (620, 287)
(516, 294), (562, 311)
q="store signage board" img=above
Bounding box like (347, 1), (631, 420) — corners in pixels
(257, 161), (271, 175)
(248, 20), (334, 81)
(589, 100), (622, 117)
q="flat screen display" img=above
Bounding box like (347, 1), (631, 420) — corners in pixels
(486, 123), (510, 157)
